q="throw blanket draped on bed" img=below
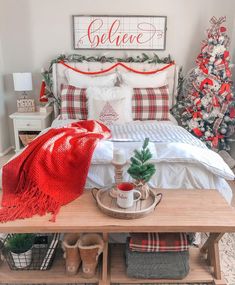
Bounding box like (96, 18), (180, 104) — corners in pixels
(0, 120), (110, 223)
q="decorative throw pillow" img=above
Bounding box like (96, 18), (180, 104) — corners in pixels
(65, 69), (117, 88)
(87, 87), (132, 126)
(60, 84), (87, 120)
(120, 71), (167, 88)
(132, 85), (170, 120)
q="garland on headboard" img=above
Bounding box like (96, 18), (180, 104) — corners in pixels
(41, 53), (173, 106)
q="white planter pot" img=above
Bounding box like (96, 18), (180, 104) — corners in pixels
(11, 248), (32, 269)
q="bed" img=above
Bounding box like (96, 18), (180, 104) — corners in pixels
(0, 61), (234, 204)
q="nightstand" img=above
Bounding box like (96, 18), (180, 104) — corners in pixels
(10, 111), (53, 152)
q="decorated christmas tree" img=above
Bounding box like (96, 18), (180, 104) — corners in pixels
(172, 17), (235, 151)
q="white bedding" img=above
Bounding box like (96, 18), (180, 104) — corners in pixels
(1, 118), (234, 204)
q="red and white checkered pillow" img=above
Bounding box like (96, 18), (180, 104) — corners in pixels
(132, 85), (170, 121)
(60, 84), (88, 120)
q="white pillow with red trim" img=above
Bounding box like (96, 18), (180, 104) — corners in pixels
(65, 68), (117, 88)
(87, 87), (132, 126)
(119, 71), (168, 88)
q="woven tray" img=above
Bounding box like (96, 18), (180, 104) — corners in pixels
(92, 188), (162, 219)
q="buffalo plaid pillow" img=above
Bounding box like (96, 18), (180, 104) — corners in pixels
(60, 84), (88, 120)
(132, 85), (169, 120)
(129, 232), (189, 252)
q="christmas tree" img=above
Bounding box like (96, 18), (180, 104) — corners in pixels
(99, 102), (119, 125)
(172, 16), (235, 151)
(127, 138), (156, 183)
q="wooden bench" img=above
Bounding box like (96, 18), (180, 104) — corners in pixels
(0, 189), (235, 284)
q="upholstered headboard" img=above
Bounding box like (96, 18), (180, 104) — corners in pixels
(52, 61), (179, 116)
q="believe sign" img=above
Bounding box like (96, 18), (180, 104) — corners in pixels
(72, 15), (167, 50)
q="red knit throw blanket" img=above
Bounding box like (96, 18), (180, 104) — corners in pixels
(0, 120), (111, 223)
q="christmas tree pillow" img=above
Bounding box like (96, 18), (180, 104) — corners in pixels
(87, 87), (133, 126)
(132, 85), (170, 121)
(60, 84), (88, 120)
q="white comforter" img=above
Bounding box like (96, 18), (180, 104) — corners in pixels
(1, 119), (234, 203)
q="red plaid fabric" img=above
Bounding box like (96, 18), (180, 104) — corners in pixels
(60, 84), (88, 120)
(129, 233), (189, 252)
(132, 86), (169, 121)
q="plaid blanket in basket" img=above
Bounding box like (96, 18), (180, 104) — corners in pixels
(129, 233), (189, 252)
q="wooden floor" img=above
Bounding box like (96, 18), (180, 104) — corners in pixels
(0, 151), (235, 207)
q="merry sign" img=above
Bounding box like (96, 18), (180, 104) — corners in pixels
(73, 16), (167, 50)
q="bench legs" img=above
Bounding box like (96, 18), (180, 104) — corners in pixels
(99, 233), (110, 285)
(201, 233), (225, 283)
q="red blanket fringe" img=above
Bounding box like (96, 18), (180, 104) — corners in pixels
(0, 174), (61, 222)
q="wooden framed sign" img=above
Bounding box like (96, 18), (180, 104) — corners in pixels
(72, 15), (167, 50)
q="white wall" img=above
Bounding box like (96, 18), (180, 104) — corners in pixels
(0, 0), (235, 150)
(0, 39), (11, 154)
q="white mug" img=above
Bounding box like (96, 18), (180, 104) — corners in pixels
(117, 182), (141, 209)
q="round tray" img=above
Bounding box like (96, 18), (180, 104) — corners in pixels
(92, 188), (162, 219)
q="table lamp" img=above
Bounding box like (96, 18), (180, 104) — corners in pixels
(13, 72), (35, 112)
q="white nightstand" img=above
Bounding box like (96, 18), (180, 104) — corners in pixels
(10, 111), (53, 152)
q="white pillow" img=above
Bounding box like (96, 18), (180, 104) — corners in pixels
(65, 68), (117, 88)
(119, 71), (168, 88)
(87, 87), (132, 126)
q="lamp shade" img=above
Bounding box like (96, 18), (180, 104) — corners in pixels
(13, 72), (33, 91)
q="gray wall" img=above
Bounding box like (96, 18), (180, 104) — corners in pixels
(0, 0), (235, 152)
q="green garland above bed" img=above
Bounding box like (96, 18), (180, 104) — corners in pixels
(41, 53), (174, 106)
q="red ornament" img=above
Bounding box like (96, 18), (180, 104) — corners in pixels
(193, 128), (203, 137)
(220, 26), (227, 33)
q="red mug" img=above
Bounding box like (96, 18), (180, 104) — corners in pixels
(117, 182), (141, 208)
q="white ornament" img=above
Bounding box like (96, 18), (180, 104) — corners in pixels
(188, 119), (199, 130)
(219, 36), (224, 44)
(201, 96), (210, 108)
(220, 128), (227, 135)
(201, 127), (205, 132)
(203, 113), (209, 120)
(205, 131), (211, 138)
(213, 45), (226, 55)
(210, 56), (215, 62)
(224, 115), (230, 122)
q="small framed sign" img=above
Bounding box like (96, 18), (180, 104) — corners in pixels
(72, 15), (167, 50)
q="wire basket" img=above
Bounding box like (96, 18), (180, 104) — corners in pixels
(2, 233), (60, 271)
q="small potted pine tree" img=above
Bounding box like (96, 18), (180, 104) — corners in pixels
(6, 233), (35, 269)
(127, 138), (156, 200)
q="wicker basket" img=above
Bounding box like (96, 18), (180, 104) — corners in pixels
(19, 133), (38, 146)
